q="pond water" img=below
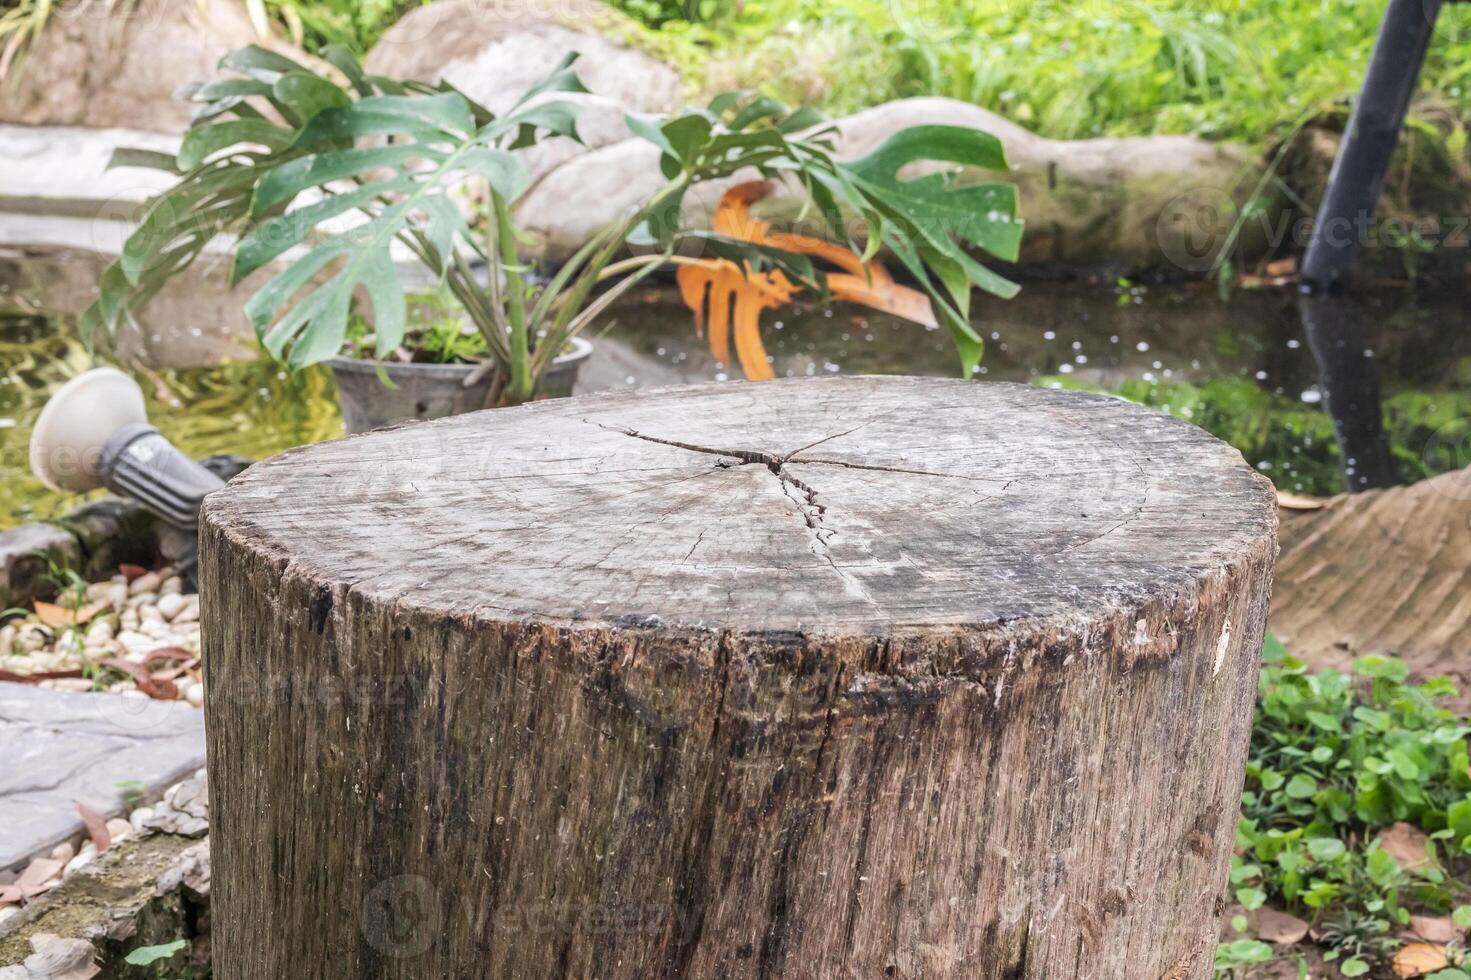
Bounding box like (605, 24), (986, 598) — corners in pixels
(3, 281), (1469, 527)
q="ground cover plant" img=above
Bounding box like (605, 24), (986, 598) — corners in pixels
(1218, 640), (1471, 978)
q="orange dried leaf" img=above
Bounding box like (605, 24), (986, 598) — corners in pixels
(33, 602), (100, 629)
(1392, 942), (1449, 978)
(77, 802), (111, 853)
(678, 180), (936, 381)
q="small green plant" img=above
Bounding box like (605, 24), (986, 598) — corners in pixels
(124, 938), (187, 967)
(1214, 937), (1273, 977)
(1231, 639), (1471, 970)
(85, 45), (1020, 404)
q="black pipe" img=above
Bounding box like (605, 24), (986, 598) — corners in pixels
(1300, 0), (1445, 291)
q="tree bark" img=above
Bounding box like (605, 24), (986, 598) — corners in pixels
(201, 377), (1277, 979)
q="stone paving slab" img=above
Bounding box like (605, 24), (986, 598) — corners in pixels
(0, 683), (205, 872)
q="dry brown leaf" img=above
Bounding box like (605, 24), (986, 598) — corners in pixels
(677, 180), (936, 381)
(76, 802), (110, 853)
(118, 563), (148, 582)
(1409, 914), (1461, 944)
(1276, 490), (1329, 511)
(1393, 942), (1449, 978)
(0, 882), (22, 905)
(1377, 822), (1439, 873)
(98, 657), (178, 701)
(1253, 906), (1310, 945)
(16, 857), (62, 898)
(32, 601), (101, 629)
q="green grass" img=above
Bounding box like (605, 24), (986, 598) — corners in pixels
(616, 0), (1471, 149)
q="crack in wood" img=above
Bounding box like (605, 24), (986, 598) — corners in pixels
(592, 422), (877, 603)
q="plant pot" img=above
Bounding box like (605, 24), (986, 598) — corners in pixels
(328, 337), (594, 435)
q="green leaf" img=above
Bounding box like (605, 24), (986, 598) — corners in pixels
(106, 148), (183, 175)
(841, 125), (1022, 263)
(192, 78), (273, 102)
(219, 44), (309, 82)
(294, 93), (475, 146)
(233, 175), (415, 282)
(1236, 886), (1266, 910)
(1305, 837), (1345, 861)
(124, 940), (187, 966)
(272, 71), (351, 121)
(252, 144), (437, 217)
(320, 43), (372, 97)
(512, 51), (588, 108)
(177, 120), (293, 171)
(1284, 774), (1317, 799)
(1340, 958), (1369, 977)
(662, 113), (714, 163)
(461, 148), (530, 202)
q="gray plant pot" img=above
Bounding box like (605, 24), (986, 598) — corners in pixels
(329, 337), (594, 435)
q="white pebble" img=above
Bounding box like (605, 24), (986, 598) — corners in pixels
(84, 620), (115, 646)
(156, 593), (187, 621)
(128, 572), (162, 595)
(63, 851), (92, 878)
(0, 906), (19, 927)
(127, 592), (157, 610)
(50, 678), (94, 693)
(160, 577), (183, 596)
(129, 807), (154, 832)
(186, 684), (204, 708)
(105, 818), (132, 842)
(50, 841), (76, 864)
(173, 598), (200, 624)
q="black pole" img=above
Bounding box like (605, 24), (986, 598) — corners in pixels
(1300, 0), (1444, 291)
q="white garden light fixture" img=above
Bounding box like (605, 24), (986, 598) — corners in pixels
(28, 368), (224, 529)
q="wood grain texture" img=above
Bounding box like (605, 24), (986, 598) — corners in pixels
(200, 377), (1278, 979)
(1272, 465), (1471, 675)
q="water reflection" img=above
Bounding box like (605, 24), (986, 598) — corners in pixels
(1298, 294), (1398, 492)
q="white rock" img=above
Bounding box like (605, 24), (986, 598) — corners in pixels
(129, 807), (154, 832)
(128, 591), (158, 609)
(120, 690), (148, 700)
(107, 583), (129, 607)
(160, 576), (183, 596)
(85, 581), (113, 603)
(49, 678), (93, 693)
(17, 626), (48, 653)
(62, 850), (92, 878)
(120, 609), (140, 629)
(156, 592), (187, 621)
(105, 818), (132, 842)
(84, 620), (115, 646)
(186, 684), (204, 708)
(0, 624), (14, 653)
(129, 571), (162, 595)
(49, 841), (75, 864)
(0, 905), (19, 928)
(140, 621), (169, 641)
(172, 598), (200, 624)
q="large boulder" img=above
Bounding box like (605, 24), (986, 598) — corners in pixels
(363, 0), (681, 117)
(516, 96), (1266, 275)
(0, 0), (268, 133)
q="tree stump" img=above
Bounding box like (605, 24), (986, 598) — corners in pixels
(201, 377), (1277, 979)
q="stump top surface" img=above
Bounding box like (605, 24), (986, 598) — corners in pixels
(207, 377), (1276, 635)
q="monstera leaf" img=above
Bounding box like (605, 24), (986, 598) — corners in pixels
(84, 46), (587, 368)
(636, 95), (1023, 378)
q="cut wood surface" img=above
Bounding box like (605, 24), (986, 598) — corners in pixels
(201, 377), (1278, 979)
(1273, 465), (1471, 678)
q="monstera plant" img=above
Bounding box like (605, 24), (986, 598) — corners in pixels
(85, 44), (1022, 426)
